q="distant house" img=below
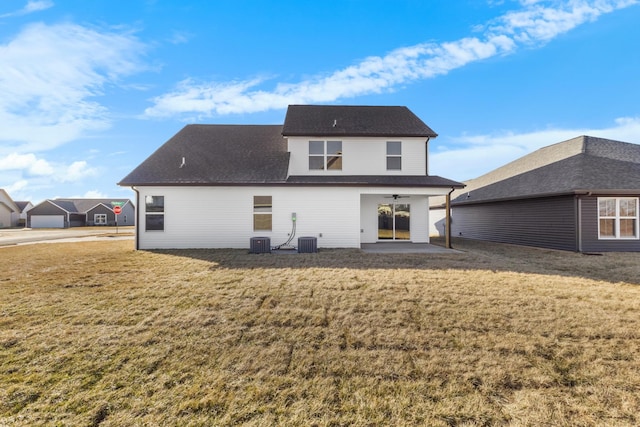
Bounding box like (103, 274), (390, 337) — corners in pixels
(431, 136), (640, 252)
(118, 104), (464, 250)
(14, 201), (34, 227)
(0, 189), (21, 228)
(27, 198), (135, 228)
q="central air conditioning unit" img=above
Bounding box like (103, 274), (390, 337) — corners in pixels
(297, 236), (318, 253)
(250, 237), (271, 254)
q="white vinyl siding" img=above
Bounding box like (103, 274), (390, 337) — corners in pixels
(287, 136), (426, 175)
(135, 186), (452, 250)
(360, 194), (429, 244)
(136, 187), (361, 249)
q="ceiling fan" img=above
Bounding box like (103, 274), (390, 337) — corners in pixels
(384, 194), (410, 200)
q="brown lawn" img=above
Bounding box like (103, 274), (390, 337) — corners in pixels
(1, 239), (639, 426)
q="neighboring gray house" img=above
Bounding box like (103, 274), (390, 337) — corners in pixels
(431, 136), (640, 252)
(27, 198), (135, 228)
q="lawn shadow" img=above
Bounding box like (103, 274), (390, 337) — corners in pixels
(148, 237), (640, 286)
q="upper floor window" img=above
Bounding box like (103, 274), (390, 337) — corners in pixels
(145, 195), (164, 231)
(387, 141), (402, 170)
(598, 197), (638, 239)
(309, 140), (342, 170)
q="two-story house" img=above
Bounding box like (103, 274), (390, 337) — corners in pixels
(118, 105), (464, 250)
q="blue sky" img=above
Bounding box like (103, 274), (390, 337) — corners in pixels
(1, 0), (639, 205)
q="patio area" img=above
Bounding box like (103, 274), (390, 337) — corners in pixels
(360, 242), (461, 254)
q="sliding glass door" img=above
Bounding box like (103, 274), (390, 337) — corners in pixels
(378, 203), (410, 240)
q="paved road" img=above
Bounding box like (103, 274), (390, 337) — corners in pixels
(0, 227), (135, 246)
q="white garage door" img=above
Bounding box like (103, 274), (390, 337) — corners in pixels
(31, 215), (65, 228)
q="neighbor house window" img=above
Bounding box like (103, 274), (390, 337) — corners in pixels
(145, 195), (164, 231)
(387, 141), (402, 170)
(254, 196), (272, 231)
(94, 214), (107, 225)
(309, 140), (342, 170)
(598, 197), (638, 239)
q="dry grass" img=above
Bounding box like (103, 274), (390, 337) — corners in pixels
(1, 239), (639, 426)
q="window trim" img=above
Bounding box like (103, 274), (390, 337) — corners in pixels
(597, 197), (639, 240)
(386, 141), (402, 171)
(94, 213), (107, 225)
(253, 195), (272, 231)
(308, 140), (342, 171)
(145, 195), (165, 232)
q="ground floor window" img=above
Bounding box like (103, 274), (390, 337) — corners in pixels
(598, 197), (638, 239)
(94, 214), (107, 225)
(254, 196), (272, 231)
(145, 195), (165, 231)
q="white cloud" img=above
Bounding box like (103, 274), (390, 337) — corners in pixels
(82, 190), (108, 199)
(0, 0), (53, 18)
(0, 153), (99, 187)
(430, 116), (640, 181)
(168, 30), (192, 45)
(0, 153), (54, 176)
(5, 180), (29, 194)
(23, 0), (53, 13)
(0, 22), (146, 154)
(144, 0), (638, 118)
(61, 161), (98, 183)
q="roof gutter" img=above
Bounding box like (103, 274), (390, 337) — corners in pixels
(425, 137), (430, 175)
(445, 187), (455, 249)
(131, 186), (140, 250)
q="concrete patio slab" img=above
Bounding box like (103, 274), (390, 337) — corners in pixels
(360, 242), (461, 254)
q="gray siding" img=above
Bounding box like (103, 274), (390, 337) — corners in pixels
(86, 204), (134, 226)
(69, 213), (86, 227)
(87, 205), (113, 226)
(27, 202), (68, 228)
(452, 196), (578, 251)
(580, 195), (640, 252)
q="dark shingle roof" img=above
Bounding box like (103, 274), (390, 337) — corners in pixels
(287, 175), (463, 187)
(118, 125), (290, 185)
(119, 106), (462, 189)
(49, 199), (132, 213)
(14, 201), (31, 212)
(282, 105), (437, 137)
(450, 136), (640, 205)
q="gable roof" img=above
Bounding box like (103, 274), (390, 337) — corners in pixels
(451, 135), (640, 205)
(119, 125), (289, 186)
(282, 105), (437, 137)
(14, 201), (33, 213)
(46, 199), (133, 213)
(119, 106), (463, 189)
(0, 189), (19, 212)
